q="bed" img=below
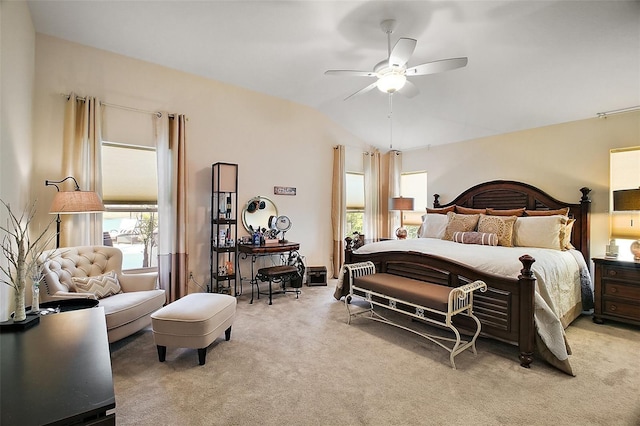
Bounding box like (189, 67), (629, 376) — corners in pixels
(335, 180), (593, 375)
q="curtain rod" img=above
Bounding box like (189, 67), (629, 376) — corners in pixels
(596, 105), (640, 118)
(63, 93), (174, 118)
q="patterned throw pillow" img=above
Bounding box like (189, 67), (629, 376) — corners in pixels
(452, 231), (498, 246)
(477, 214), (517, 247)
(443, 212), (480, 241)
(72, 270), (122, 299)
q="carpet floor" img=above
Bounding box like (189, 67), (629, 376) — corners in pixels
(110, 281), (640, 426)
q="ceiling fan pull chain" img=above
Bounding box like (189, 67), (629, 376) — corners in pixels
(389, 93), (393, 149)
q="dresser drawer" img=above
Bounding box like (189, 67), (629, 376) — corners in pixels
(603, 299), (640, 319)
(602, 265), (639, 282)
(603, 281), (640, 302)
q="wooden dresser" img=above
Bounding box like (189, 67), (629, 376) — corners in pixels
(592, 257), (640, 326)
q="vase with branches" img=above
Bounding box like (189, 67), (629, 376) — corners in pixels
(0, 200), (56, 322)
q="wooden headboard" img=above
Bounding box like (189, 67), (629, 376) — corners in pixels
(433, 180), (592, 261)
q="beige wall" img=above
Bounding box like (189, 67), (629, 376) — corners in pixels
(0, 1), (36, 320)
(32, 34), (367, 289)
(402, 111), (640, 261)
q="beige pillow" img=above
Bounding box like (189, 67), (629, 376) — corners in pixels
(72, 270), (122, 299)
(513, 215), (569, 250)
(443, 212), (480, 241)
(477, 214), (517, 247)
(420, 213), (449, 239)
(563, 218), (576, 249)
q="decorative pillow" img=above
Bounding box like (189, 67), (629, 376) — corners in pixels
(513, 215), (569, 250)
(563, 219), (576, 249)
(455, 206), (487, 215)
(477, 214), (517, 247)
(426, 205), (455, 214)
(487, 207), (526, 217)
(452, 231), (498, 246)
(443, 212), (480, 241)
(419, 213), (449, 239)
(72, 270), (122, 299)
(525, 207), (570, 216)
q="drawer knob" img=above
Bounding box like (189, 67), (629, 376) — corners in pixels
(611, 287), (617, 293)
(610, 304), (617, 311)
(607, 270), (617, 276)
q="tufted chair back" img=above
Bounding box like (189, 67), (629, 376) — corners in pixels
(39, 246), (125, 301)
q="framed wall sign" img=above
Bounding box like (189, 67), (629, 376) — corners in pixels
(274, 186), (296, 196)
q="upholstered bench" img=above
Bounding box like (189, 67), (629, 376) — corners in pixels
(151, 293), (236, 365)
(344, 261), (487, 369)
(253, 265), (301, 305)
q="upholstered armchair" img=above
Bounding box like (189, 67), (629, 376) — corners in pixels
(39, 246), (166, 343)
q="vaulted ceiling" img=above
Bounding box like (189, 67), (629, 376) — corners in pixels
(27, 1), (640, 151)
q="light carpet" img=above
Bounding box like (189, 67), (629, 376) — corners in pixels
(110, 280), (640, 426)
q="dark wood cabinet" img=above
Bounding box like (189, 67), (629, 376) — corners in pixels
(592, 257), (640, 326)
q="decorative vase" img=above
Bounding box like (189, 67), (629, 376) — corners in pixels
(31, 283), (40, 313)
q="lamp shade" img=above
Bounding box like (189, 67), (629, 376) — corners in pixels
(613, 188), (640, 211)
(390, 197), (414, 211)
(49, 191), (105, 214)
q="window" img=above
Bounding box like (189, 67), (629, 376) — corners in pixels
(400, 172), (428, 238)
(610, 147), (640, 256)
(346, 172), (364, 237)
(102, 142), (159, 270)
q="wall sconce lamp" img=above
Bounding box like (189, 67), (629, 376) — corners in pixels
(45, 176), (105, 248)
(390, 196), (414, 239)
(612, 188), (640, 260)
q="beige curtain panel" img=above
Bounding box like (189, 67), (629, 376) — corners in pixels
(60, 93), (103, 247)
(363, 150), (382, 240)
(331, 145), (346, 278)
(156, 113), (189, 303)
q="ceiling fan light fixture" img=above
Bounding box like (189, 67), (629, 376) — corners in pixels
(377, 72), (406, 93)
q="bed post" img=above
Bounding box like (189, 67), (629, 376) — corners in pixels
(344, 237), (353, 264)
(579, 187), (592, 262)
(518, 255), (536, 368)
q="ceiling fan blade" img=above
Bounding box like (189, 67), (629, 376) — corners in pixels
(398, 80), (419, 98)
(406, 57), (468, 76)
(325, 70), (376, 77)
(389, 38), (417, 67)
(344, 81), (378, 101)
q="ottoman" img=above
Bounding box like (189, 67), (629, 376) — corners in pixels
(151, 293), (236, 365)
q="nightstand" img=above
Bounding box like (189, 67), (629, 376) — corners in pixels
(592, 257), (640, 326)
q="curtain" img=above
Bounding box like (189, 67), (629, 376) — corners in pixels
(388, 150), (402, 237)
(61, 93), (103, 247)
(331, 145), (346, 278)
(155, 113), (188, 302)
(363, 150), (383, 240)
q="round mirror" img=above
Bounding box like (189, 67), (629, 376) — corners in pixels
(242, 196), (278, 233)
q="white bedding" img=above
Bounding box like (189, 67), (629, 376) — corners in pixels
(352, 238), (588, 365)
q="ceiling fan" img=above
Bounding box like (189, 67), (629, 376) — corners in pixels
(325, 19), (468, 100)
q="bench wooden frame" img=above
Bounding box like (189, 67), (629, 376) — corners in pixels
(344, 261), (487, 369)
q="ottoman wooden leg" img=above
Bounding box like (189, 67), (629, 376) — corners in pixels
(225, 326), (232, 341)
(198, 348), (207, 365)
(157, 345), (167, 362)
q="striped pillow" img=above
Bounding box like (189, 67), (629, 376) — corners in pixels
(452, 231), (498, 246)
(72, 270), (122, 299)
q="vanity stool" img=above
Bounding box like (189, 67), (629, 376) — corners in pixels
(253, 265), (301, 305)
(151, 293), (236, 365)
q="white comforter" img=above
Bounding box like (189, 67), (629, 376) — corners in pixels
(353, 238), (588, 364)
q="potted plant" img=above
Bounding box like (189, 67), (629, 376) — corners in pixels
(0, 200), (56, 324)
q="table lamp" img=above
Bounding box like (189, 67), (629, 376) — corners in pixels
(612, 188), (640, 260)
(46, 176), (105, 247)
(390, 196), (414, 239)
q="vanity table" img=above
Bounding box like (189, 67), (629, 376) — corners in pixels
(238, 241), (300, 301)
